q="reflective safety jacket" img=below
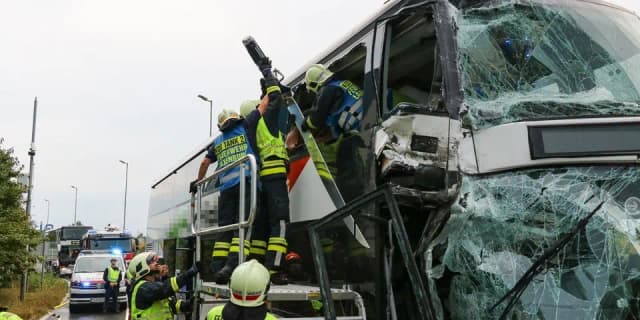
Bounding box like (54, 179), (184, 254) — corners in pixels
(107, 266), (120, 283)
(325, 80), (363, 138)
(131, 280), (173, 320)
(130, 274), (191, 320)
(256, 117), (288, 177)
(103, 266), (122, 286)
(207, 121), (257, 191)
(206, 304), (278, 320)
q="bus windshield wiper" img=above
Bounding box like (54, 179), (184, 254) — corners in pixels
(489, 201), (605, 319)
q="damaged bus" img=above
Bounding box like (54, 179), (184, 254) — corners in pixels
(148, 0), (640, 319)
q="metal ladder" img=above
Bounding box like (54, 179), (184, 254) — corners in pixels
(190, 154), (366, 319)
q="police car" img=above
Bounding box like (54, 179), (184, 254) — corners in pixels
(69, 253), (127, 313)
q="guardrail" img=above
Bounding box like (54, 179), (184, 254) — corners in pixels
(190, 154), (258, 265)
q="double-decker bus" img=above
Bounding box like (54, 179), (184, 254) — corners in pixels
(81, 225), (136, 264)
(55, 225), (93, 275)
(148, 0), (640, 318)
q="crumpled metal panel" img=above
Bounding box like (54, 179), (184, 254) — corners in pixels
(432, 166), (640, 319)
(456, 0), (640, 130)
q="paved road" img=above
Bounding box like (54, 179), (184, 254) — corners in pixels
(42, 303), (126, 320)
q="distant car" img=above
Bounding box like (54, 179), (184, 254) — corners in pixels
(59, 265), (73, 278)
(69, 253), (127, 313)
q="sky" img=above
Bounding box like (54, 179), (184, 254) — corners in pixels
(1, 0), (640, 235)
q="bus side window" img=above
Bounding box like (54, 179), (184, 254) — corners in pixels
(382, 10), (442, 114)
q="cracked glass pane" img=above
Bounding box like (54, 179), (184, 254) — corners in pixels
(457, 0), (640, 129)
(436, 167), (640, 319)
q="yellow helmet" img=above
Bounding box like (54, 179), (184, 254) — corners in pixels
(229, 260), (270, 307)
(305, 64), (334, 94)
(239, 100), (260, 118)
(217, 109), (240, 130)
(127, 252), (158, 281)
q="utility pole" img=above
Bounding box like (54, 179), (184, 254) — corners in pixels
(197, 94), (213, 137)
(21, 97), (38, 301)
(119, 160), (129, 230)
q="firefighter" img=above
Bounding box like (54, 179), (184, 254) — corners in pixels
(128, 252), (198, 319)
(301, 64), (366, 202)
(102, 257), (122, 312)
(241, 79), (291, 285)
(192, 108), (260, 284)
(301, 63), (363, 140)
(206, 259), (277, 320)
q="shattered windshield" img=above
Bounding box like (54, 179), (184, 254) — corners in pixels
(458, 0), (640, 129)
(434, 166), (640, 319)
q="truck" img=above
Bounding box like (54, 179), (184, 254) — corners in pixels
(81, 225), (137, 264)
(148, 0), (640, 319)
(54, 225), (93, 276)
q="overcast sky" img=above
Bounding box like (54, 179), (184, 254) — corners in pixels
(2, 0), (640, 235)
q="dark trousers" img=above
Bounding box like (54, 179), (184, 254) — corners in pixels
(211, 182), (251, 272)
(252, 175), (290, 271)
(104, 285), (119, 310)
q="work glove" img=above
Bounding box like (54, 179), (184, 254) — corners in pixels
(184, 261), (202, 278)
(189, 180), (198, 194)
(261, 77), (281, 97)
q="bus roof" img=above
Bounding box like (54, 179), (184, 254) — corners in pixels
(151, 136), (216, 188)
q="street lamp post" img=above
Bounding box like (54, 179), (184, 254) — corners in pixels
(119, 160), (129, 230)
(197, 94), (213, 137)
(70, 185), (78, 225)
(44, 199), (50, 226)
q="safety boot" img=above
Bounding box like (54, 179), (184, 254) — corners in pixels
(213, 266), (234, 284)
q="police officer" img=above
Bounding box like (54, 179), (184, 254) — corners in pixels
(206, 260), (277, 320)
(193, 108), (260, 284)
(128, 252), (198, 319)
(241, 80), (291, 285)
(102, 257), (122, 312)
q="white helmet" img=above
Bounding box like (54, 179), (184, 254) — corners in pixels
(127, 252), (158, 281)
(305, 64), (334, 94)
(239, 100), (260, 118)
(229, 260), (270, 307)
(217, 109), (241, 131)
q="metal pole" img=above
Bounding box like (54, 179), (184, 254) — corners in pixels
(119, 160), (129, 230)
(197, 95), (213, 137)
(238, 164), (246, 264)
(45, 199), (50, 226)
(40, 221), (45, 289)
(71, 185), (78, 224)
(21, 96), (38, 302)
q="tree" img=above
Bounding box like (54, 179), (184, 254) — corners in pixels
(0, 139), (41, 287)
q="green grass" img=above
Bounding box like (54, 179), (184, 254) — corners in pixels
(0, 273), (67, 320)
